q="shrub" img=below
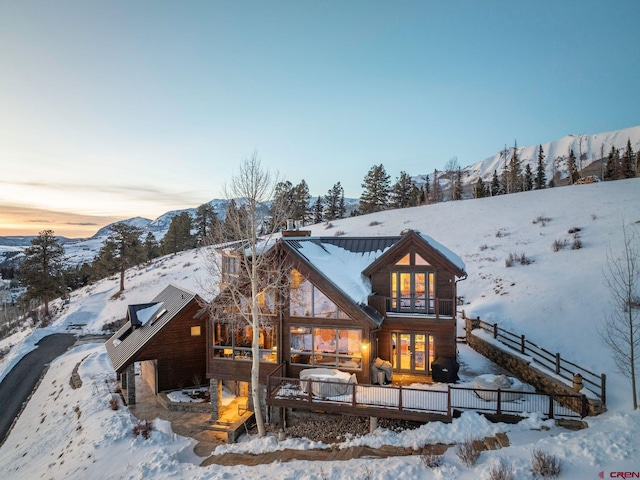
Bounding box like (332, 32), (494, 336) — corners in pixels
(109, 397), (119, 410)
(421, 452), (444, 469)
(551, 239), (567, 252)
(571, 238), (583, 250)
(567, 227), (581, 234)
(506, 252), (532, 267)
(368, 221), (381, 227)
(455, 438), (482, 467)
(479, 244), (489, 251)
(133, 420), (153, 439)
(334, 230), (345, 237)
(533, 216), (551, 226)
(495, 229), (508, 238)
(487, 459), (515, 480)
(531, 449), (562, 478)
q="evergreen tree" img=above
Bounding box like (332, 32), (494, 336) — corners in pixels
(194, 203), (220, 245)
(507, 141), (523, 193)
(490, 170), (501, 196)
(291, 180), (311, 223)
(408, 184), (423, 206)
(604, 146), (620, 181)
(619, 139), (635, 179)
(423, 175), (430, 202)
(162, 212), (195, 255)
(430, 169), (442, 203)
(311, 196), (324, 224)
(267, 181), (294, 230)
(567, 148), (579, 184)
(390, 171), (414, 208)
(359, 164), (390, 214)
(110, 223), (144, 292)
(452, 168), (463, 200)
(473, 177), (487, 198)
(324, 182), (345, 220)
(19, 230), (66, 318)
(523, 163), (534, 191)
(223, 199), (248, 241)
(143, 232), (161, 261)
(534, 145), (547, 189)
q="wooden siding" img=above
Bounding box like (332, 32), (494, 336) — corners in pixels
(376, 317), (457, 363)
(130, 300), (207, 391)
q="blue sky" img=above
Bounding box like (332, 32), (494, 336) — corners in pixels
(1, 1), (639, 237)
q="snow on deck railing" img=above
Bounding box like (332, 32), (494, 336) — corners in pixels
(466, 314), (606, 405)
(266, 375), (587, 419)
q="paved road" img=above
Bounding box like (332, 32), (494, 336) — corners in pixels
(0, 333), (76, 444)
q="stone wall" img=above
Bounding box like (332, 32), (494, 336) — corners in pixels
(465, 317), (603, 416)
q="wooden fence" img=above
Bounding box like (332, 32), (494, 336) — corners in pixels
(469, 316), (606, 405)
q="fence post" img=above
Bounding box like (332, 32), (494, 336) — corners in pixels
(496, 389), (501, 415)
(520, 334), (525, 354)
(398, 385), (403, 412)
(555, 353), (561, 374)
(447, 385), (451, 417)
(548, 394), (554, 419)
(493, 323), (498, 339)
(601, 373), (607, 406)
(582, 395), (588, 418)
(308, 380), (313, 403)
(352, 382), (357, 407)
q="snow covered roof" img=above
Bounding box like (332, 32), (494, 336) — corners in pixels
(105, 284), (201, 373)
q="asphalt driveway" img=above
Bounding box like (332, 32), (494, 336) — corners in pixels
(0, 333), (76, 445)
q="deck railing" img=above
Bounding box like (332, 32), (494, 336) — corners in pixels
(469, 317), (606, 405)
(369, 296), (455, 318)
(266, 373), (587, 420)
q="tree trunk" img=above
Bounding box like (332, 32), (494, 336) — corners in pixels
(251, 264), (266, 437)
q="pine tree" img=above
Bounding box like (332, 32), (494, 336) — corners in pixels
(324, 182), (345, 220)
(390, 171), (414, 208)
(312, 196), (324, 224)
(507, 141), (523, 193)
(359, 164), (390, 214)
(162, 212), (195, 255)
(534, 145), (547, 189)
(105, 223), (144, 293)
(523, 164), (534, 191)
(423, 175), (430, 202)
(619, 139), (635, 179)
(473, 177), (486, 198)
(430, 169), (442, 203)
(604, 146), (619, 181)
(408, 184), (422, 206)
(291, 180), (311, 223)
(194, 203), (220, 245)
(143, 232), (161, 261)
(490, 170), (501, 196)
(19, 230), (66, 319)
(452, 168), (463, 200)
(567, 148), (579, 184)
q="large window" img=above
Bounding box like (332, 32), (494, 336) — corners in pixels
(290, 269), (349, 319)
(390, 252), (435, 314)
(289, 326), (362, 370)
(212, 321), (278, 363)
(391, 332), (435, 373)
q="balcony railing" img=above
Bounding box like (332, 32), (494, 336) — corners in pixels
(368, 295), (454, 318)
(266, 371), (587, 420)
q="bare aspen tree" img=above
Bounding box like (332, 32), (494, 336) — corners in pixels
(204, 152), (291, 436)
(600, 221), (640, 409)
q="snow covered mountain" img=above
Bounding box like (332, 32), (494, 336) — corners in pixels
(464, 125), (640, 186)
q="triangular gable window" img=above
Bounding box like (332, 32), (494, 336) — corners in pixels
(415, 253), (430, 266)
(396, 254), (411, 265)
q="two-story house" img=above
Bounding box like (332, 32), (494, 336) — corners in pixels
(206, 229), (466, 420)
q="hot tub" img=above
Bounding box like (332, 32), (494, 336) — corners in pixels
(299, 368), (357, 398)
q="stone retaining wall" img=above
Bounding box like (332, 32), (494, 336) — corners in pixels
(465, 317), (604, 416)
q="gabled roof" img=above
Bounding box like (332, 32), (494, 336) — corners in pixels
(362, 230), (466, 277)
(280, 231), (466, 326)
(105, 284), (201, 373)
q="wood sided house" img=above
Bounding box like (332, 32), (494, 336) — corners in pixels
(106, 284), (207, 405)
(206, 229), (466, 421)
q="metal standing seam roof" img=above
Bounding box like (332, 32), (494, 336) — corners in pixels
(105, 284), (201, 373)
(281, 236), (402, 327)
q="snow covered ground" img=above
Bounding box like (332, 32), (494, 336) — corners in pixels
(1, 178), (640, 479)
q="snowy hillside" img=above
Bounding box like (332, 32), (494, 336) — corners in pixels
(0, 178), (639, 479)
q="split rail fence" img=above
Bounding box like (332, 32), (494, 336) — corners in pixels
(469, 316), (606, 405)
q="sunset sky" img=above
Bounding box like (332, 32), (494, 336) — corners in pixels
(1, 1), (639, 238)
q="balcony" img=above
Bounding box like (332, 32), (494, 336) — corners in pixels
(368, 295), (455, 318)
